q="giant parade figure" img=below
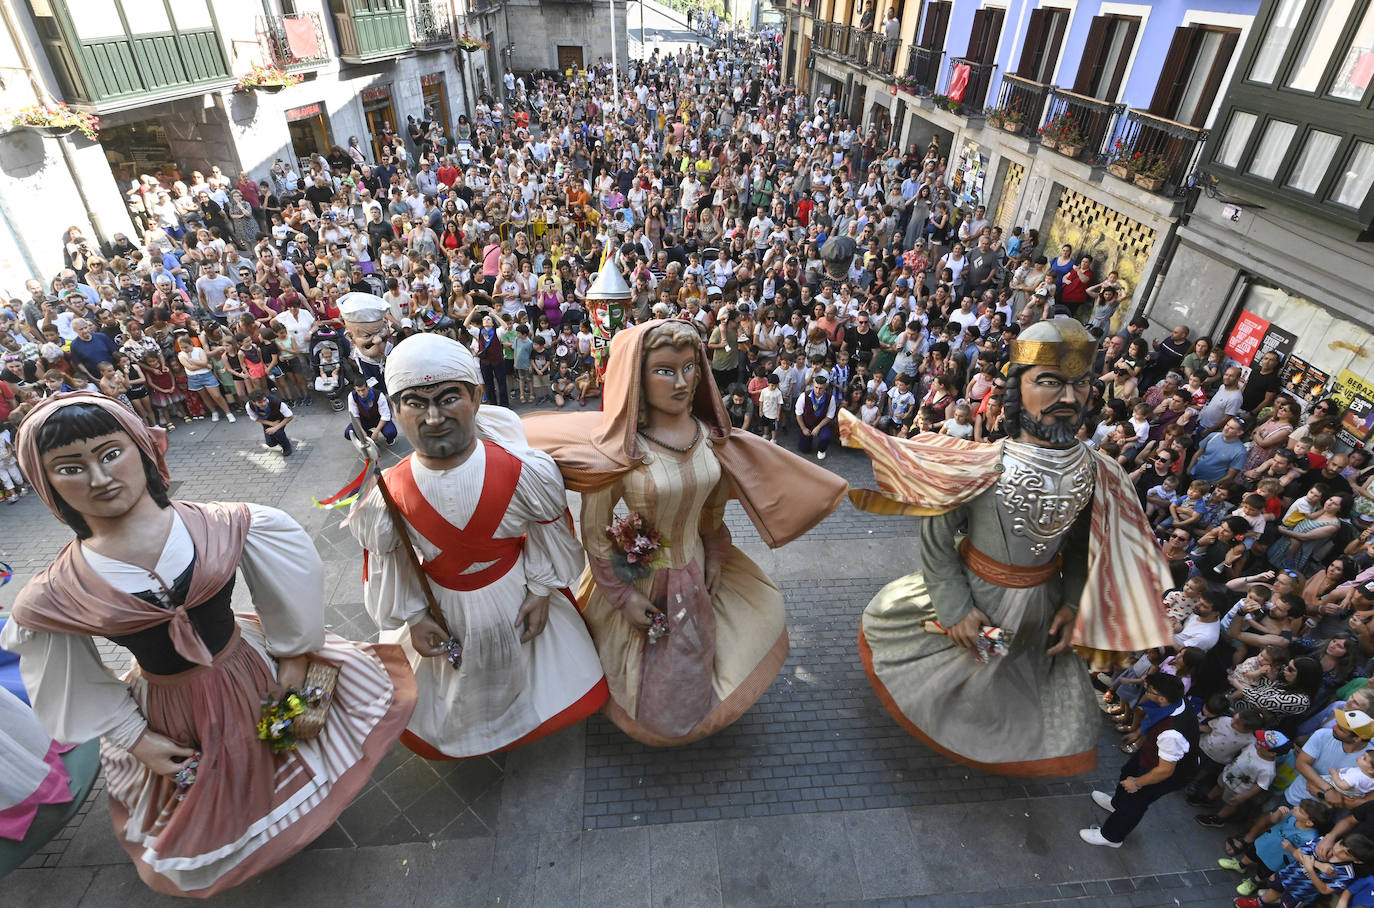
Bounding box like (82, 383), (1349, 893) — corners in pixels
(525, 320), (848, 746)
(840, 318), (1174, 776)
(348, 333), (608, 758)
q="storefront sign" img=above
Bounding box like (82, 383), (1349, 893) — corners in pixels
(421, 73), (443, 87)
(284, 103), (322, 121)
(361, 86), (391, 104)
(1224, 309), (1270, 366)
(1279, 355), (1330, 403)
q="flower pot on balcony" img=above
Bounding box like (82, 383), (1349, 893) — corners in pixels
(1108, 163), (1131, 180)
(1001, 120), (1019, 133)
(1058, 143), (1084, 158)
(1040, 137), (1058, 150)
(257, 83), (287, 94)
(28, 125), (76, 138)
(1133, 174), (1165, 192)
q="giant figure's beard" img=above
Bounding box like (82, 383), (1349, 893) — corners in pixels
(1017, 408), (1086, 446)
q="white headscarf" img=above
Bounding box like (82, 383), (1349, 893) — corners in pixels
(383, 333), (481, 395)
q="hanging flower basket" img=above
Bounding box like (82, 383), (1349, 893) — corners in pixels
(8, 103), (99, 141)
(456, 33), (488, 53)
(235, 64), (303, 93)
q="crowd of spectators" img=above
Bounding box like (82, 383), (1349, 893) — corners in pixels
(7, 22), (1374, 904)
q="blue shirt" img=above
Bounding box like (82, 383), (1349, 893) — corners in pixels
(1192, 433), (1247, 483)
(67, 332), (119, 378)
(1286, 728), (1366, 806)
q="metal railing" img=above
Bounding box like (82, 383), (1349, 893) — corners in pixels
(902, 45), (942, 95)
(1105, 109), (1209, 196)
(989, 73), (1051, 139)
(409, 0), (454, 47)
(851, 29), (875, 65)
(257, 12), (331, 70)
(812, 20), (832, 52)
(1040, 88), (1126, 164)
(859, 35), (900, 75)
(947, 57), (996, 111)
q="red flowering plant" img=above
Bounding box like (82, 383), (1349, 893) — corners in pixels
(605, 511), (671, 583)
(1039, 113), (1087, 147)
(235, 64), (303, 92)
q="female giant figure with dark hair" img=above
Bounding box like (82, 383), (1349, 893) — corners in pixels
(0, 393), (415, 897)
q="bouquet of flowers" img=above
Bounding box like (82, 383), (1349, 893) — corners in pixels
(256, 669), (335, 753)
(605, 511), (671, 583)
(173, 751), (201, 801)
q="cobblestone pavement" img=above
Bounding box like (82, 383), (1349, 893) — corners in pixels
(0, 401), (1244, 905)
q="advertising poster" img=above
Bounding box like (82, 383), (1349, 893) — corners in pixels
(1224, 310), (1270, 366)
(1256, 324), (1297, 361)
(1279, 356), (1330, 403)
(1332, 369), (1374, 446)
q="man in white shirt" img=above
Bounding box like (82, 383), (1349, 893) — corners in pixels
(1174, 597), (1221, 651)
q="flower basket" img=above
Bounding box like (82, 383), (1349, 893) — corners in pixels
(235, 64), (302, 93)
(1041, 137), (1058, 150)
(1133, 174), (1165, 192)
(1058, 143), (1084, 158)
(8, 103), (99, 141)
(1001, 120), (1019, 133)
(1108, 163), (1131, 180)
(456, 33), (488, 53)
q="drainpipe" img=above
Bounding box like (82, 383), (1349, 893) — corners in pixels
(0, 0), (112, 247)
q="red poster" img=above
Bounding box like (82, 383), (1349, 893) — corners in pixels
(1225, 309), (1270, 366)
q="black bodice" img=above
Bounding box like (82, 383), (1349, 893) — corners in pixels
(106, 559), (238, 674)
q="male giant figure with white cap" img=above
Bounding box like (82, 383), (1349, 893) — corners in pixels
(349, 333), (608, 758)
(337, 291), (393, 392)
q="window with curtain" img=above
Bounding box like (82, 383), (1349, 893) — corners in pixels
(1249, 0), (1307, 84)
(1248, 119), (1298, 179)
(1287, 0), (1358, 91)
(1331, 140), (1374, 207)
(1216, 110), (1258, 167)
(1328, 1), (1374, 100)
(1285, 129), (1341, 192)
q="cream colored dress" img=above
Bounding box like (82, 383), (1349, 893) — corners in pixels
(578, 422), (785, 742)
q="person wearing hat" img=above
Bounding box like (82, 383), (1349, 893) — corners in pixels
(841, 318), (1174, 776)
(794, 368), (838, 460)
(349, 333), (607, 759)
(337, 291), (392, 392)
(1194, 729), (1291, 828)
(1081, 672), (1198, 847)
(1286, 708), (1374, 812)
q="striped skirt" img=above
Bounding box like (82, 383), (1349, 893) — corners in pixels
(101, 615), (415, 898)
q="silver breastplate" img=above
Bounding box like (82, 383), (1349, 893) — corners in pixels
(995, 441), (1096, 561)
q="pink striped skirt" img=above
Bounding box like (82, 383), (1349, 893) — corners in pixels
(101, 615), (415, 898)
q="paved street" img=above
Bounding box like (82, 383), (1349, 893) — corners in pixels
(628, 0), (716, 60)
(0, 399), (1244, 906)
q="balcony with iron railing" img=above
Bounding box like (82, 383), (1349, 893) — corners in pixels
(987, 74), (1051, 139)
(944, 57), (996, 113)
(333, 0), (411, 63)
(1104, 109), (1208, 196)
(409, 0), (454, 47)
(899, 45), (942, 96)
(258, 12), (331, 71)
(851, 29), (874, 65)
(1039, 88), (1125, 165)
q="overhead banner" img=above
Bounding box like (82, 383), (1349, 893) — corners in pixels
(1224, 309), (1270, 366)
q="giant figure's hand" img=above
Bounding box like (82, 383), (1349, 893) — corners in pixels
(409, 615), (452, 657)
(515, 592), (550, 643)
(131, 730), (198, 778)
(948, 607), (990, 653)
(618, 589), (663, 630)
(1046, 606), (1075, 656)
(275, 653), (309, 694)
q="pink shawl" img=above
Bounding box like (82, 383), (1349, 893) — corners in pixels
(12, 392), (251, 666)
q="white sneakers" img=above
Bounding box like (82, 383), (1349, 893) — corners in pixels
(211, 412), (220, 423)
(817, 450), (826, 460)
(1079, 826), (1121, 848)
(226, 412), (236, 423)
(1092, 790), (1116, 812)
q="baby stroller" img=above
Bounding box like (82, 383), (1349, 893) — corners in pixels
(310, 329), (346, 411)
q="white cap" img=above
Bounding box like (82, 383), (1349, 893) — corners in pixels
(384, 333), (480, 395)
(337, 291), (389, 323)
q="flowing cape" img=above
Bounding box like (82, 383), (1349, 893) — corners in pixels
(838, 409), (1172, 654)
(523, 320), (848, 548)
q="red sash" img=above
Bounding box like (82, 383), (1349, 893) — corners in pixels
(384, 441), (526, 591)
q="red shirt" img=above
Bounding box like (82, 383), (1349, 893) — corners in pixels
(436, 165), (459, 188)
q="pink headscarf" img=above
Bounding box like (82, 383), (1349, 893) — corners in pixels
(16, 391), (170, 523)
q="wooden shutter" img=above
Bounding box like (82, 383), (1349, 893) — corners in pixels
(965, 8), (989, 59)
(919, 0), (948, 47)
(1017, 8), (1049, 78)
(979, 7), (1005, 63)
(1104, 17), (1141, 99)
(1149, 26), (1200, 116)
(1073, 15), (1110, 94)
(929, 2), (952, 49)
(1191, 29), (1241, 126)
(1042, 9), (1069, 83)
